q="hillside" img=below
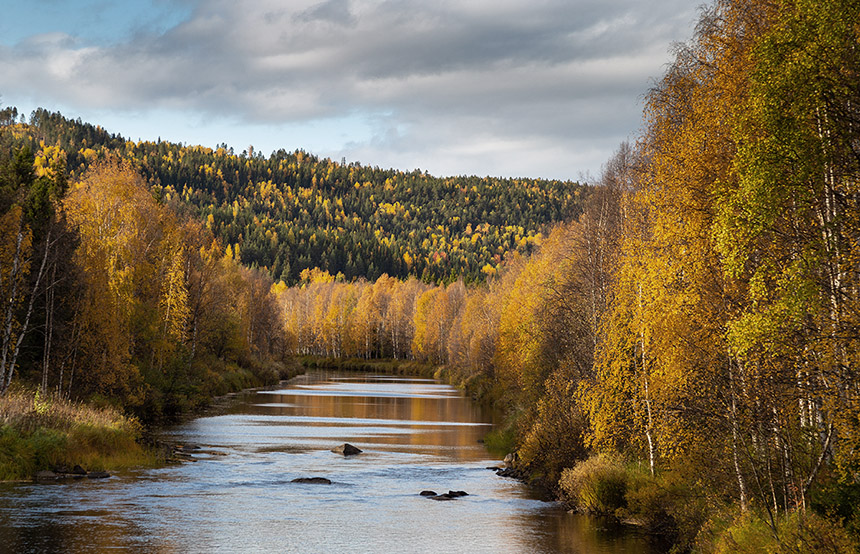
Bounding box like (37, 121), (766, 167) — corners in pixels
(1, 107), (587, 284)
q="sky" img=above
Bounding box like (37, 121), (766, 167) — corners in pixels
(0, 0), (700, 181)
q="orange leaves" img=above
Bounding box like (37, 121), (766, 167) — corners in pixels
(63, 159), (192, 397)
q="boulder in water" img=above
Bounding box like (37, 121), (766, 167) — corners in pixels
(291, 477), (332, 485)
(331, 443), (362, 456)
(423, 490), (469, 500)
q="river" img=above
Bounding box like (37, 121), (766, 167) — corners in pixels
(0, 371), (665, 553)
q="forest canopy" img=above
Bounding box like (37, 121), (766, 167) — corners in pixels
(0, 107), (586, 285)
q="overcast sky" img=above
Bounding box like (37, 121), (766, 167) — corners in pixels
(0, 0), (700, 180)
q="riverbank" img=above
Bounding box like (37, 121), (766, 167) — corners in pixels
(0, 389), (157, 480)
(0, 355), (309, 481)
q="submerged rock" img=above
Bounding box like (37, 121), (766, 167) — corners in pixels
(419, 490), (438, 496)
(331, 443), (363, 456)
(87, 471), (110, 479)
(291, 477), (333, 485)
(34, 470), (60, 481)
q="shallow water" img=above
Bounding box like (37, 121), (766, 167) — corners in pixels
(0, 372), (664, 553)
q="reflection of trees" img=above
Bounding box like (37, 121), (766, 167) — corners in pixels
(251, 374), (491, 460)
(0, 500), (171, 553)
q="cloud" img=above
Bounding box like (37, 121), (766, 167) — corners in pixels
(0, 0), (698, 178)
(294, 0), (357, 27)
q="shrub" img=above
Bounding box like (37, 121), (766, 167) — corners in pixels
(30, 428), (67, 471)
(810, 474), (860, 539)
(559, 453), (630, 515)
(709, 511), (858, 554)
(0, 426), (33, 480)
(483, 426), (517, 458)
(624, 470), (708, 549)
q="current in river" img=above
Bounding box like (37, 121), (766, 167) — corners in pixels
(0, 371), (664, 553)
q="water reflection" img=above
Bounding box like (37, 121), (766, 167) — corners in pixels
(0, 372), (665, 553)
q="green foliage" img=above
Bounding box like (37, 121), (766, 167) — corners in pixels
(810, 477), (860, 539)
(30, 427), (67, 471)
(0, 426), (33, 480)
(706, 511), (859, 554)
(624, 470), (709, 550)
(481, 426), (517, 458)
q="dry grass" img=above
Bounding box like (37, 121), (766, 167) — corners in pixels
(0, 388), (154, 480)
(0, 389), (135, 432)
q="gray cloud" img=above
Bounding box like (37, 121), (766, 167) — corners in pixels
(0, 0), (699, 178)
(294, 0), (357, 27)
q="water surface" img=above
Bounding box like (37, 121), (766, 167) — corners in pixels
(0, 372), (663, 553)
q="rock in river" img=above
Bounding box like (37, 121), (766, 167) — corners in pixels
(422, 490), (469, 500)
(331, 443), (363, 456)
(291, 477), (333, 485)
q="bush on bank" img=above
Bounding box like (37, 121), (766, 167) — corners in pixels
(555, 453), (860, 553)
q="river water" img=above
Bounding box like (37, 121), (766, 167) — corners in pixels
(0, 372), (664, 553)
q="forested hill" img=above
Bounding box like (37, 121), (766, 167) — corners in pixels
(0, 107), (587, 284)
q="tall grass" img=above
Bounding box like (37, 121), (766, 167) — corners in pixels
(0, 389), (156, 480)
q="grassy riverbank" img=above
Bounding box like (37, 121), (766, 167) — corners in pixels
(0, 389), (157, 480)
(0, 357), (306, 481)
